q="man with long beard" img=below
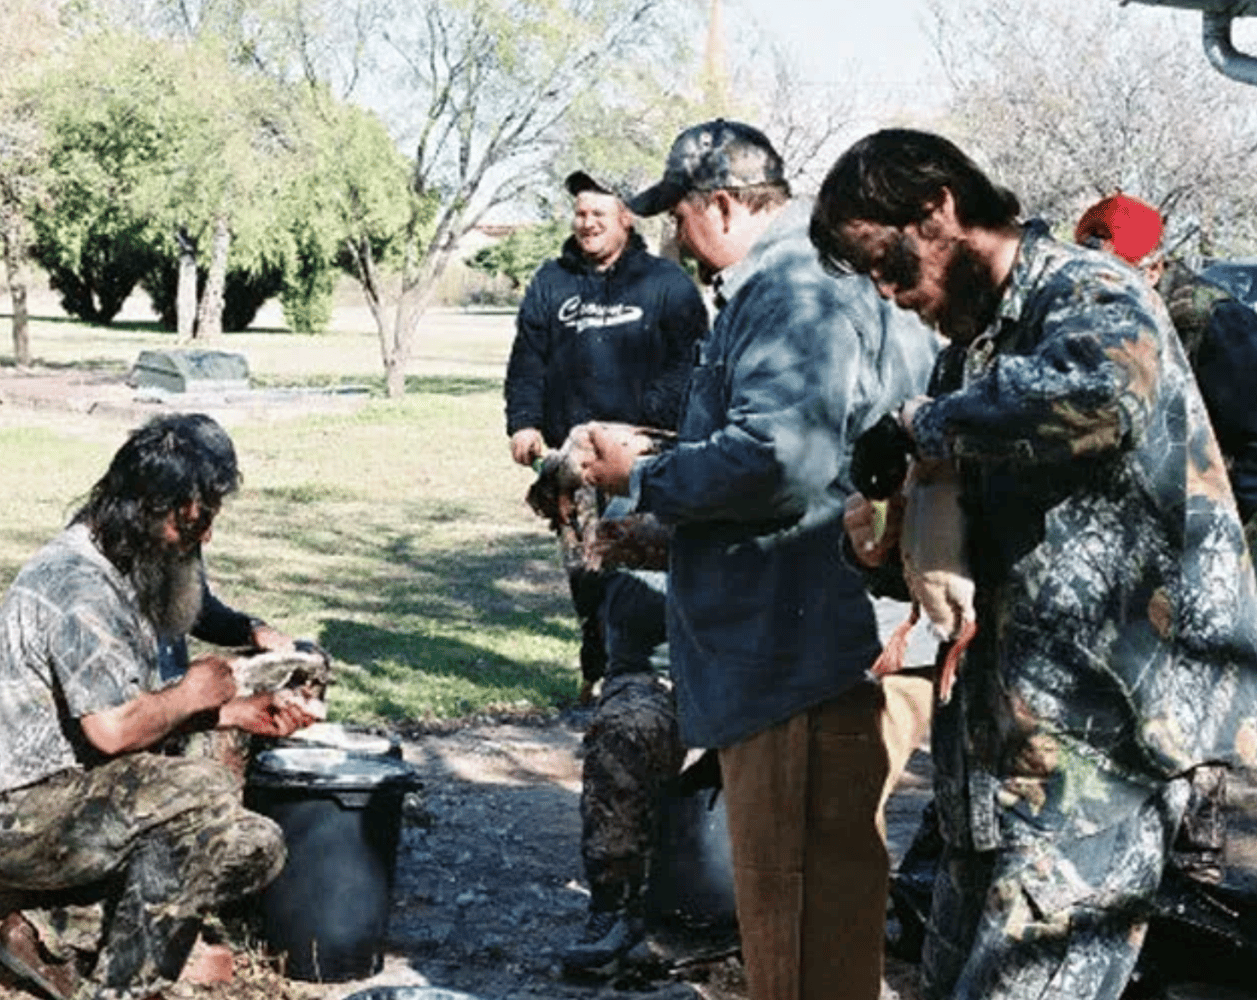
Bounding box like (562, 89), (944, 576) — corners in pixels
(810, 129), (1257, 1000)
(0, 413), (319, 1000)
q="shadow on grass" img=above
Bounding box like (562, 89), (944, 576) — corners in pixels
(209, 514), (577, 722)
(248, 373), (501, 397)
(321, 617), (577, 716)
(1, 312), (171, 334)
(0, 356), (130, 374)
(2, 309), (297, 337)
(1, 358), (500, 399)
(222, 520), (573, 640)
(405, 374), (502, 396)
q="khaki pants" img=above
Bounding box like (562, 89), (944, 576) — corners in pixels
(719, 672), (933, 1000)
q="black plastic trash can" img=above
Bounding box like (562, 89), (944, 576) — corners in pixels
(244, 746), (422, 982)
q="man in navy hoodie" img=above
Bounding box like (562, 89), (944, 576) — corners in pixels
(505, 172), (707, 695)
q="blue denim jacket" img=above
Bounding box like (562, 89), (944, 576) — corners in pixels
(627, 200), (938, 748)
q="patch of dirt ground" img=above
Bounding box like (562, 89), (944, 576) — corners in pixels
(235, 709), (934, 1000)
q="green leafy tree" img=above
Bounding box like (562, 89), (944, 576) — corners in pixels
(296, 94), (422, 337)
(32, 31), (318, 334)
(30, 33), (172, 324)
(64, 0), (709, 380)
(141, 256), (287, 332)
(258, 0), (701, 396)
(465, 218), (566, 297)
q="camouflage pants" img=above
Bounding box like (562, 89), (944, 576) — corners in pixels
(581, 672), (685, 911)
(0, 753), (286, 1000)
(922, 778), (1188, 1000)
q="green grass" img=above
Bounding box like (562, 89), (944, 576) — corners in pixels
(0, 307), (583, 726)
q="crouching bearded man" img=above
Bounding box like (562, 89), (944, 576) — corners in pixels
(0, 413), (320, 1000)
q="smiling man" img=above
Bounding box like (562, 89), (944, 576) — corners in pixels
(505, 171), (707, 697)
(810, 129), (1257, 1000)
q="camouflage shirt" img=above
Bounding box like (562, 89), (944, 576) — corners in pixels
(0, 524), (161, 794)
(912, 222), (1257, 852)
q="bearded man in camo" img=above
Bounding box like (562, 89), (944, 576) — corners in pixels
(0, 413), (319, 1000)
(812, 130), (1257, 1000)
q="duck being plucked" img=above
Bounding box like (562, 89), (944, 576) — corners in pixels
(852, 413), (976, 704)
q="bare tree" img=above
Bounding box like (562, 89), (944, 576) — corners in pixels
(272, 0), (699, 397)
(0, 0), (58, 366)
(692, 12), (859, 196)
(926, 0), (1257, 262)
(752, 48), (857, 195)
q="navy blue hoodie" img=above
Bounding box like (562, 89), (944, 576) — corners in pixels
(505, 231), (708, 445)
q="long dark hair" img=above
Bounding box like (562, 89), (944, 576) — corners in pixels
(76, 413), (240, 573)
(810, 129), (1020, 269)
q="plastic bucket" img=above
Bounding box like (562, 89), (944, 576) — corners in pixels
(244, 746), (421, 982)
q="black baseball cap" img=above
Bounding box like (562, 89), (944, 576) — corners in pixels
(565, 171), (624, 199)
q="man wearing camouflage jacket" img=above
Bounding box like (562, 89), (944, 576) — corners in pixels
(1076, 192), (1257, 885)
(0, 414), (318, 1000)
(812, 129), (1257, 1000)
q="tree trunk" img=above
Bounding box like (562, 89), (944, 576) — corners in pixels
(384, 286), (422, 399)
(384, 351), (406, 398)
(1, 204), (31, 368)
(194, 215), (230, 340)
(346, 233), (415, 399)
(175, 226), (198, 340)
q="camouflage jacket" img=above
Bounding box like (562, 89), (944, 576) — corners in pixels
(912, 222), (1257, 852)
(0, 524), (161, 793)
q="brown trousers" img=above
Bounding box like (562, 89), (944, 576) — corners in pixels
(719, 672), (933, 1000)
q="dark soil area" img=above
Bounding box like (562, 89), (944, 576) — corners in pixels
(272, 707), (935, 1000)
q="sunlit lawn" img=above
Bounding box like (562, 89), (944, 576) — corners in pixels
(0, 301), (583, 726)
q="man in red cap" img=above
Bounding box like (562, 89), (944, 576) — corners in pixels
(1075, 194), (1257, 541)
(1077, 192), (1257, 900)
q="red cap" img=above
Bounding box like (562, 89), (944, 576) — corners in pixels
(1074, 194), (1164, 265)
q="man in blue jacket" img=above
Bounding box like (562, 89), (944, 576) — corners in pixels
(505, 171), (707, 697)
(581, 120), (937, 1000)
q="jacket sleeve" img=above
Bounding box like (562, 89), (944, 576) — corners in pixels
(913, 267), (1160, 465)
(191, 580), (255, 648)
(641, 270), (708, 432)
(504, 271), (552, 437)
(1196, 299), (1257, 523)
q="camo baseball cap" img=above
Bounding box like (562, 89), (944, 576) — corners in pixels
(626, 119), (786, 217)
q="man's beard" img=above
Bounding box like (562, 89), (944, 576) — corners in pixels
(938, 242), (1002, 345)
(131, 543), (205, 638)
